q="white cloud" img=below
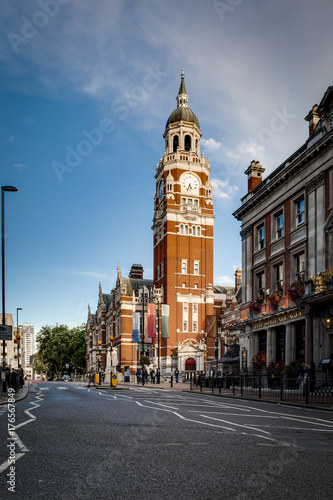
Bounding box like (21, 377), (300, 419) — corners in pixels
(201, 138), (222, 153)
(68, 270), (111, 280)
(214, 275), (234, 286)
(211, 177), (239, 200)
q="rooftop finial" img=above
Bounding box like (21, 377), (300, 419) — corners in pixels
(181, 68), (185, 78)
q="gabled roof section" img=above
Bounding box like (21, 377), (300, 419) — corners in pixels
(317, 86), (333, 115)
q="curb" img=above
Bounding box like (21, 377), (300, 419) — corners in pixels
(0, 383), (29, 406)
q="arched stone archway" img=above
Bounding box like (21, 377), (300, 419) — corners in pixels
(185, 358), (196, 371)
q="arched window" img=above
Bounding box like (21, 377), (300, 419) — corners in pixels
(173, 135), (179, 152)
(196, 139), (198, 154)
(185, 135), (191, 151)
(197, 226), (201, 236)
(180, 224), (184, 234)
(185, 224), (189, 235)
(192, 226), (196, 236)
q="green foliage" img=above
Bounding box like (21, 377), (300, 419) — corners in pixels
(35, 324), (86, 379)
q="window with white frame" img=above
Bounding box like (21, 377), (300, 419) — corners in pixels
(192, 226), (196, 236)
(193, 321), (198, 333)
(181, 260), (187, 274)
(295, 253), (305, 281)
(257, 271), (265, 298)
(185, 224), (189, 235)
(193, 303), (198, 314)
(180, 224), (184, 234)
(183, 320), (188, 332)
(194, 261), (199, 275)
(274, 263), (284, 290)
(275, 211), (284, 239)
(296, 197), (305, 226)
(257, 223), (265, 250)
(157, 265), (160, 280)
(161, 261), (164, 277)
(197, 226), (201, 236)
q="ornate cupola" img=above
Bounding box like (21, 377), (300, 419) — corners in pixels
(164, 69), (201, 155)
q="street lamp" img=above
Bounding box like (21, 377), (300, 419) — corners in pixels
(1, 186), (18, 381)
(109, 336), (114, 386)
(97, 340), (102, 385)
(16, 308), (22, 369)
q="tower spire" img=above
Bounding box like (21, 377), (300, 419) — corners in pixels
(177, 69), (188, 108)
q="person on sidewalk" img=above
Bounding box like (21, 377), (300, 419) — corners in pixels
(151, 369), (156, 384)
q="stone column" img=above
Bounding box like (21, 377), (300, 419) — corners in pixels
(271, 328), (276, 364)
(285, 323), (292, 366)
(305, 313), (313, 365)
(266, 328), (272, 364)
(291, 323), (296, 362)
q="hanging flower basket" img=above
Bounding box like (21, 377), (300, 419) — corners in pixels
(250, 296), (264, 314)
(287, 281), (305, 304)
(267, 288), (283, 310)
(252, 351), (266, 373)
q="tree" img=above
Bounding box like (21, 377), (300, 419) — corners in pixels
(68, 326), (86, 372)
(35, 324), (86, 380)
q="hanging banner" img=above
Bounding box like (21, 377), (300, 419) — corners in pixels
(206, 315), (217, 338)
(132, 312), (140, 343)
(147, 303), (156, 338)
(144, 313), (152, 343)
(161, 304), (170, 338)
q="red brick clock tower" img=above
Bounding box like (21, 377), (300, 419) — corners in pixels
(153, 70), (215, 374)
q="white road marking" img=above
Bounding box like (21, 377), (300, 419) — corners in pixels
(0, 453), (25, 473)
(201, 414), (271, 434)
(144, 400), (180, 410)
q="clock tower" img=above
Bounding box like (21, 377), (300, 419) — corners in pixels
(153, 70), (215, 374)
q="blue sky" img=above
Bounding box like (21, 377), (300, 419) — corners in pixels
(1, 0), (333, 334)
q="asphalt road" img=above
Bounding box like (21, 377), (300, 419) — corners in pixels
(0, 382), (332, 500)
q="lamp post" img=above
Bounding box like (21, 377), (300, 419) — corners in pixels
(141, 287), (145, 386)
(97, 340), (102, 385)
(1, 187), (18, 394)
(16, 308), (22, 369)
(109, 336), (114, 386)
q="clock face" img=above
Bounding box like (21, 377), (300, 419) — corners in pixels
(159, 180), (164, 199)
(182, 174), (199, 193)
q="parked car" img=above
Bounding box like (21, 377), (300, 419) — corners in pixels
(62, 374), (70, 381)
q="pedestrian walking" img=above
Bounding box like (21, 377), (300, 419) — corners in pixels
(151, 369), (156, 384)
(136, 370), (141, 384)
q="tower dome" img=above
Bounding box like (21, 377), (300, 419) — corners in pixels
(165, 69), (200, 132)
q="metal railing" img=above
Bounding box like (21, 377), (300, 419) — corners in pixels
(190, 374), (333, 406)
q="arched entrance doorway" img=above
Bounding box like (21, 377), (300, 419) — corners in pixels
(185, 358), (196, 371)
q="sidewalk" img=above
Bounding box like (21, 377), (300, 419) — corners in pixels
(0, 383), (29, 405)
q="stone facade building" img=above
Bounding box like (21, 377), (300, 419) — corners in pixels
(233, 86), (333, 378)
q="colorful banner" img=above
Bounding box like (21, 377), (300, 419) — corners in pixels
(147, 303), (156, 338)
(132, 312), (140, 343)
(144, 313), (152, 343)
(161, 304), (170, 338)
(206, 315), (217, 338)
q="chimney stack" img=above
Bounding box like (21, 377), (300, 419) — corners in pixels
(129, 264), (144, 279)
(245, 161), (265, 192)
(304, 104), (320, 136)
(234, 268), (241, 292)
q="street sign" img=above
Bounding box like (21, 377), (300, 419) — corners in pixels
(0, 325), (12, 340)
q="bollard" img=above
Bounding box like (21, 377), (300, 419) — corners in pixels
(170, 375), (173, 388)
